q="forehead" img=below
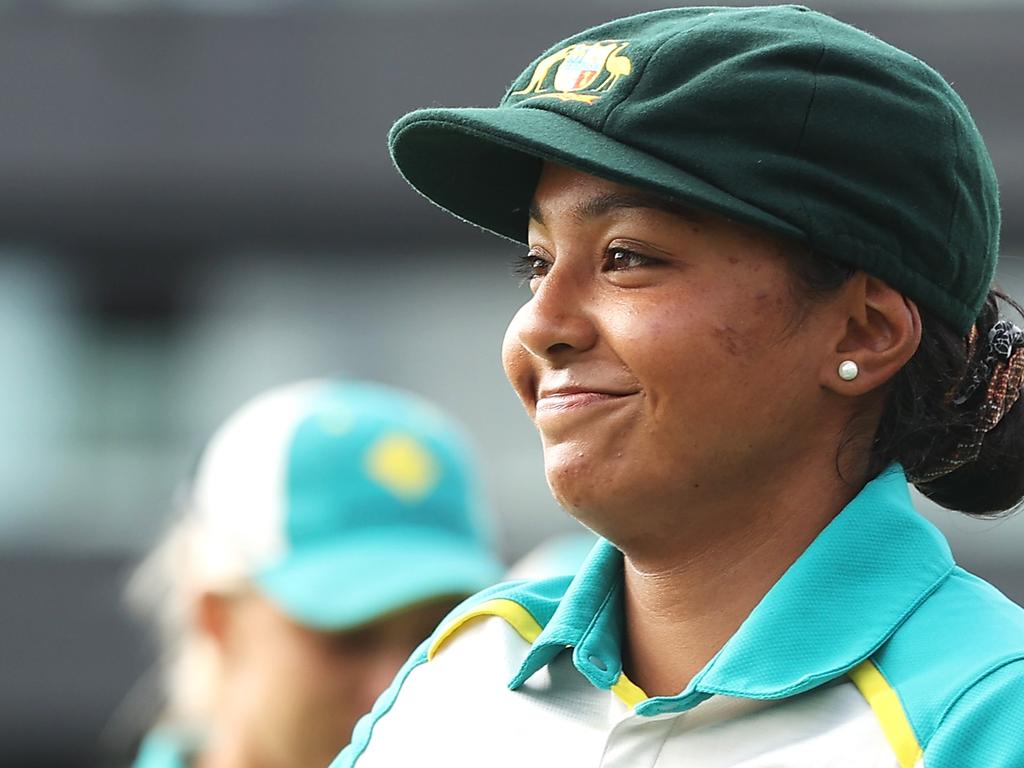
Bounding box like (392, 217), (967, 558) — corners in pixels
(529, 163), (707, 227)
(528, 164), (796, 260)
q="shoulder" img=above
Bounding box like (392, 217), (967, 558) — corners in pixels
(924, 657), (1024, 767)
(873, 566), (1024, 765)
(427, 575), (572, 655)
(332, 576), (572, 768)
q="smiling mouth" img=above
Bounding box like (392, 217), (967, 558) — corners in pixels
(535, 391), (638, 412)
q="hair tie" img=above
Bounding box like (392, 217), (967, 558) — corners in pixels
(951, 321), (1024, 406)
(913, 320), (1024, 484)
(978, 321), (1024, 432)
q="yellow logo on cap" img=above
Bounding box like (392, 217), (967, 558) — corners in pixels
(513, 40), (631, 105)
(366, 433), (440, 502)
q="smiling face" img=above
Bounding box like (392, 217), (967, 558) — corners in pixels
(502, 163), (848, 547)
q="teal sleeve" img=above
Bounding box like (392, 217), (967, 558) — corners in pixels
(923, 659), (1024, 767)
(329, 638), (431, 768)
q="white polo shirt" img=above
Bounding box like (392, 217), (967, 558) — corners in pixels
(333, 467), (1024, 767)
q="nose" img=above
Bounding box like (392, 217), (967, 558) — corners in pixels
(511, 264), (598, 361)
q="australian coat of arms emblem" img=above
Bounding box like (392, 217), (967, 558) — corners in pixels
(513, 40), (632, 104)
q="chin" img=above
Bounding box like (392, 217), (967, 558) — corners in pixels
(544, 451), (624, 521)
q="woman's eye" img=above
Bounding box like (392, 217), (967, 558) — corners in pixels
(512, 250), (551, 285)
(605, 247), (654, 271)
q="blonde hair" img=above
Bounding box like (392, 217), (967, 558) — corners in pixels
(125, 507), (245, 730)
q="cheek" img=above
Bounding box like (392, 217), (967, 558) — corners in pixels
(260, 647), (358, 764)
(618, 290), (791, 406)
(502, 308), (533, 400)
(266, 643), (360, 726)
(606, 302), (707, 386)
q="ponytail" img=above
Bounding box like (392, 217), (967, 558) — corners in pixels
(871, 290), (1024, 516)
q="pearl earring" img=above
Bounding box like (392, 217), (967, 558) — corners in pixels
(838, 360), (859, 381)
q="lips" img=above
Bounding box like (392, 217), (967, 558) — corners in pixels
(535, 386), (639, 413)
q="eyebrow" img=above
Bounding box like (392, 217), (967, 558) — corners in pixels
(528, 191), (706, 226)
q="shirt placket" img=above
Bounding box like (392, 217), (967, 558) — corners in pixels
(599, 704), (681, 768)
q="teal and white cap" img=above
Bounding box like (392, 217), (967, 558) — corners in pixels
(187, 379), (503, 630)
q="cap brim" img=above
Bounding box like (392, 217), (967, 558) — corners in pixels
(252, 530), (503, 630)
(389, 105), (805, 244)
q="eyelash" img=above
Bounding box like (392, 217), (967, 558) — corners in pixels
(511, 247), (656, 285)
(510, 251), (547, 285)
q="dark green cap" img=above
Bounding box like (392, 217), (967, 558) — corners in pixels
(389, 5), (1000, 333)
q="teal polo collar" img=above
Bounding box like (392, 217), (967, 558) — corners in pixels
(509, 536), (626, 692)
(508, 466), (955, 716)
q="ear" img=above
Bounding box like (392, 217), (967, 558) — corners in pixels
(196, 590), (233, 652)
(821, 273), (921, 396)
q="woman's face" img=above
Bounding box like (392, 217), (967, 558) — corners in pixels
(502, 163), (840, 543)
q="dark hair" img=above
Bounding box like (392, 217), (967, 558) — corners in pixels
(786, 250), (1024, 517)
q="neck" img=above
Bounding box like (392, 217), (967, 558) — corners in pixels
(194, 726), (268, 768)
(617, 457), (863, 698)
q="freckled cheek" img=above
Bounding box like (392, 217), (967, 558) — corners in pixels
(619, 310), (766, 400)
(708, 283), (793, 357)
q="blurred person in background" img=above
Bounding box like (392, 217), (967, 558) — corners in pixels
(505, 530), (597, 581)
(336, 6), (1024, 767)
(127, 379), (503, 768)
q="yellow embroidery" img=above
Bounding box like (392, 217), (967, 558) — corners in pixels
(513, 47), (573, 96)
(513, 40), (631, 104)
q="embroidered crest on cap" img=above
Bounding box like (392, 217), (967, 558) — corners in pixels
(365, 433), (440, 502)
(512, 40), (631, 104)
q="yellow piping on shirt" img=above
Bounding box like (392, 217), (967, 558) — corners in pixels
(428, 598), (543, 659)
(611, 672), (648, 708)
(428, 597), (650, 708)
(849, 659), (923, 768)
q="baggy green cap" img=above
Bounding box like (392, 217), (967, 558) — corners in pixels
(389, 5), (1000, 333)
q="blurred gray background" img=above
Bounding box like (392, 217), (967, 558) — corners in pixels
(1, 0), (1023, 765)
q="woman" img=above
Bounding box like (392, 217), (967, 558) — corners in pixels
(127, 379), (502, 768)
(335, 7), (1024, 767)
